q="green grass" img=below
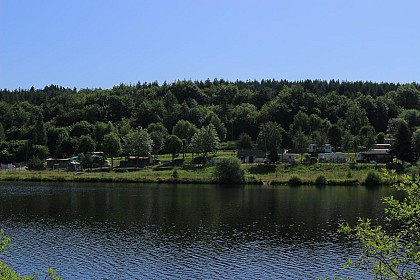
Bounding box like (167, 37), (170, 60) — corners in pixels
(0, 152), (393, 186)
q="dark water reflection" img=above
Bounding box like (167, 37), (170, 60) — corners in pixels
(0, 182), (398, 279)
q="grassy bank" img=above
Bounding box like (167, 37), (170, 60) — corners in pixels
(0, 158), (392, 186)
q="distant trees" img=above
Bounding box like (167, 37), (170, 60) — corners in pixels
(173, 120), (198, 158)
(102, 133), (122, 168)
(148, 122), (169, 158)
(327, 124), (342, 150)
(190, 124), (220, 159)
(237, 133), (253, 149)
(78, 135), (95, 154)
(412, 129), (420, 163)
(0, 79), (418, 164)
(0, 123), (5, 142)
(165, 135), (183, 160)
(292, 130), (310, 163)
(359, 125), (376, 150)
(392, 121), (412, 163)
(122, 128), (153, 156)
(257, 121), (284, 161)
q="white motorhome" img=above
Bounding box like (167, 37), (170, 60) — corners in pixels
(318, 152), (346, 163)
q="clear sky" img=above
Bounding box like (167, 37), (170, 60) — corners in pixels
(1, 0), (419, 90)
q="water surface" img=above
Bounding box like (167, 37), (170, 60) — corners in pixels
(0, 182), (397, 279)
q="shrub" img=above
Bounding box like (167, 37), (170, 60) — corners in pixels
(315, 175), (327, 186)
(213, 157), (244, 184)
(26, 156), (46, 170)
(172, 169), (179, 180)
(288, 176), (302, 186)
(365, 171), (382, 186)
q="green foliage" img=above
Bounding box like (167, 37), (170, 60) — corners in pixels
(0, 229), (11, 253)
(190, 124), (220, 159)
(412, 129), (420, 163)
(364, 171), (382, 186)
(315, 175), (327, 186)
(208, 115), (227, 142)
(30, 145), (49, 160)
(78, 153), (94, 169)
(31, 112), (47, 145)
(26, 156), (46, 170)
(122, 128), (153, 156)
(339, 174), (419, 279)
(0, 122), (5, 142)
(102, 133), (122, 158)
(377, 132), (386, 144)
(393, 121), (413, 163)
(213, 157), (244, 184)
(237, 133), (253, 149)
(171, 168), (179, 180)
(292, 130), (310, 163)
(327, 124), (342, 149)
(257, 121), (284, 161)
(172, 119), (197, 157)
(102, 133), (121, 168)
(148, 122), (169, 156)
(77, 134), (95, 154)
(172, 119), (197, 142)
(288, 176), (302, 186)
(0, 140), (28, 163)
(0, 80), (418, 164)
(165, 135), (183, 160)
(359, 125), (377, 150)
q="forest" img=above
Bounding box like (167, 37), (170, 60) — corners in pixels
(0, 79), (419, 165)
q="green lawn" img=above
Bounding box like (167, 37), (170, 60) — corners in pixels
(0, 151), (390, 185)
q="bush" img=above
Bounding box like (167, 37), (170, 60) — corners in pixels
(315, 175), (327, 186)
(365, 171), (382, 186)
(26, 156), (46, 170)
(213, 157), (244, 184)
(172, 169), (179, 180)
(288, 176), (302, 186)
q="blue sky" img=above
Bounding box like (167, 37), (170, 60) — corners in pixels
(1, 0), (419, 90)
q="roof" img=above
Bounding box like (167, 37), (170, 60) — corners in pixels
(360, 150), (392, 155)
(237, 149), (266, 158)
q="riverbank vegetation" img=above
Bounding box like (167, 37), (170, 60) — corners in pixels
(338, 174), (419, 279)
(0, 79), (419, 184)
(0, 152), (405, 186)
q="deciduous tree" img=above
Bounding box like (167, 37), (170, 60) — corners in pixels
(102, 133), (122, 168)
(190, 124), (220, 159)
(339, 174), (419, 279)
(257, 121), (284, 161)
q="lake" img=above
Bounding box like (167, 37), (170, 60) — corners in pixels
(0, 182), (397, 279)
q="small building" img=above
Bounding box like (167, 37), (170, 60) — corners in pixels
(0, 163), (16, 170)
(279, 153), (296, 163)
(357, 150), (394, 163)
(119, 156), (152, 167)
(308, 144), (333, 154)
(371, 144), (391, 151)
(318, 152), (346, 163)
(237, 149), (267, 164)
(46, 158), (80, 171)
(357, 143), (393, 163)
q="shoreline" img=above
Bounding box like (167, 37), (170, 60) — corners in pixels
(0, 169), (391, 186)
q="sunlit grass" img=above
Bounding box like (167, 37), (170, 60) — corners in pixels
(0, 152), (389, 185)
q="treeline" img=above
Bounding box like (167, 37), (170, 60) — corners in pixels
(0, 79), (419, 164)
